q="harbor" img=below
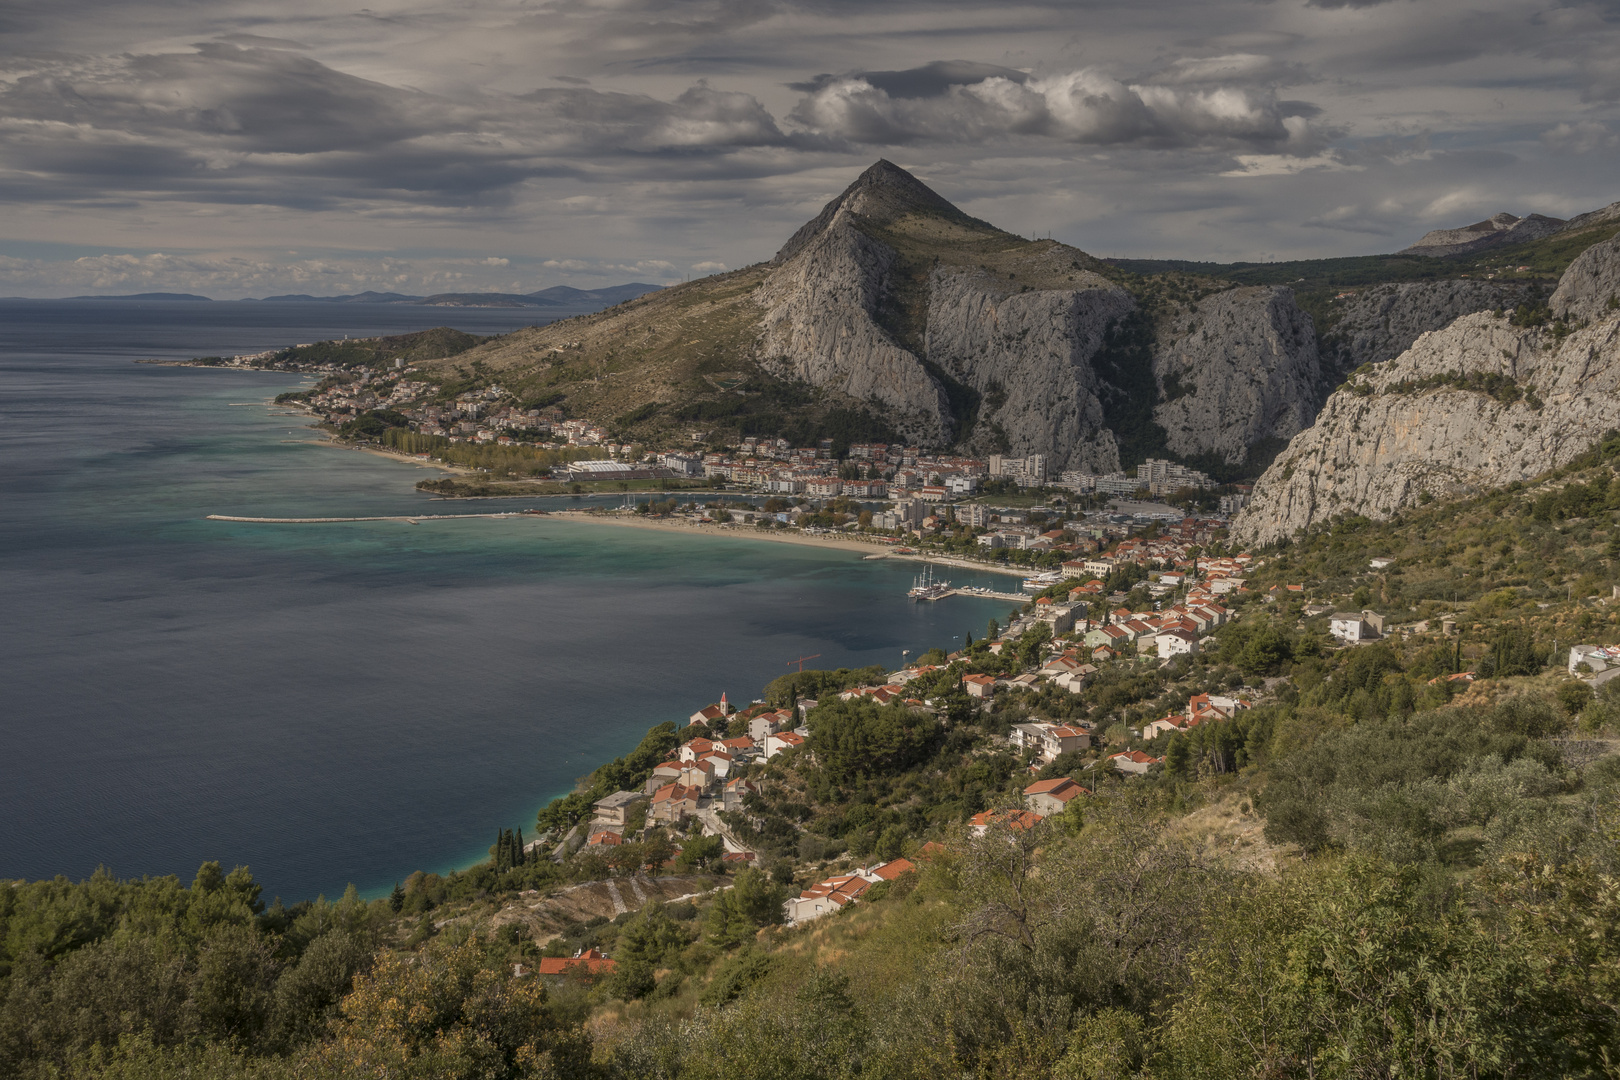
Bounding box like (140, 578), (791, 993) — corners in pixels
(908, 564), (1027, 603)
(912, 585), (1029, 603)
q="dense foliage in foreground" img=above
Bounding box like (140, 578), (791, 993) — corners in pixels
(6, 683), (1618, 1078)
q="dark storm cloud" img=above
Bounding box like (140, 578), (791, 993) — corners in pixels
(0, 43), (809, 213)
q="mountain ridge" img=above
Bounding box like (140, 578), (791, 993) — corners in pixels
(1232, 234), (1620, 545)
(412, 161), (1327, 476)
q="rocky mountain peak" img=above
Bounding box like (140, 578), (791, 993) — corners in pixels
(1398, 210), (1567, 257)
(772, 160), (992, 265)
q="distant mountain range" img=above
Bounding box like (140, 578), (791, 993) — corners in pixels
(59, 292), (214, 302)
(246, 283), (666, 307)
(39, 284), (666, 307)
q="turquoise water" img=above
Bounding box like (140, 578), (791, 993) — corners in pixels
(0, 300), (1019, 901)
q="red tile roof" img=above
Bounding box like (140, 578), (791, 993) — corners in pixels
(868, 858), (916, 880)
(969, 808), (1042, 831)
(537, 947), (617, 976)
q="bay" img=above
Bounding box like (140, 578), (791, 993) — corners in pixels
(0, 300), (1020, 902)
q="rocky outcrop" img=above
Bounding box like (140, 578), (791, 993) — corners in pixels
(1398, 212), (1566, 257)
(1323, 279), (1536, 373)
(1551, 235), (1620, 324)
(1231, 308), (1620, 545)
(1150, 287), (1321, 466)
(926, 266), (1133, 473)
(754, 208), (953, 445)
(1560, 200), (1620, 234)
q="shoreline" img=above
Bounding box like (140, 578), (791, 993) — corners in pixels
(542, 512), (1036, 579)
(544, 509), (884, 556)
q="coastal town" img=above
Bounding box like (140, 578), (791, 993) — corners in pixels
(232, 349), (1253, 514)
(540, 533), (1312, 941)
(198, 339), (1620, 1003)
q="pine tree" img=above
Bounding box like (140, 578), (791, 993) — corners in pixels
(389, 881), (405, 913)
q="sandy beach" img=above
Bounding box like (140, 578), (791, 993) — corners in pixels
(545, 509), (883, 556)
(543, 511), (1035, 583)
(289, 416), (1034, 581)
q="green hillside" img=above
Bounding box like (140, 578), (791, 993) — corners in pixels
(7, 432), (1620, 1078)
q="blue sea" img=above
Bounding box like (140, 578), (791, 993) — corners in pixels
(0, 299), (1020, 902)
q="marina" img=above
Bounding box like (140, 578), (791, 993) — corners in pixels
(907, 563), (1026, 603)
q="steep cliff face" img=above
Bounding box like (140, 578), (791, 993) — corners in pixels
(1150, 286), (1321, 466)
(1551, 235), (1620, 324)
(753, 209), (953, 445)
(1322, 279), (1536, 373)
(750, 161), (1334, 469)
(1231, 307), (1620, 546)
(925, 266), (1132, 472)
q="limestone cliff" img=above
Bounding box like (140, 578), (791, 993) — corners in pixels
(753, 205), (954, 445)
(1150, 286), (1321, 466)
(924, 265), (1132, 473)
(1231, 304), (1620, 546)
(1321, 279), (1535, 373)
(1551, 235), (1620, 324)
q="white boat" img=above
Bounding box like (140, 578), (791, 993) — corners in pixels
(908, 564), (953, 601)
(1022, 571), (1063, 593)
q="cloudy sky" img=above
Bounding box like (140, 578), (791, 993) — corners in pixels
(3, 0), (1618, 297)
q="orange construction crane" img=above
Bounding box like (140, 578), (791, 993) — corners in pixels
(787, 653), (822, 672)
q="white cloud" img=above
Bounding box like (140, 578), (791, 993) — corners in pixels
(1220, 152), (1357, 177)
(1543, 120), (1619, 155)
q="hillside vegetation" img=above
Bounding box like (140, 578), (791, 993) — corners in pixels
(7, 433), (1620, 1077)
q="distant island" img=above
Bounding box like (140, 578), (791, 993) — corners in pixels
(34, 282), (666, 307)
(245, 282), (665, 307)
(60, 292), (213, 302)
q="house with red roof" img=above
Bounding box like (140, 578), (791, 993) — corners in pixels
(586, 830), (623, 847)
(1106, 750), (1162, 775)
(748, 708), (795, 744)
(648, 782), (703, 824)
(865, 857), (916, 881)
(962, 673), (997, 699)
(721, 735), (757, 756)
(1156, 628), (1200, 659)
(763, 729), (805, 759)
(688, 693), (733, 727)
(643, 760), (685, 795)
(721, 777), (759, 812)
(783, 859), (917, 924)
(1023, 777), (1087, 817)
(678, 737), (718, 762)
(537, 947), (617, 977)
(786, 873), (871, 924)
(969, 808), (1042, 834)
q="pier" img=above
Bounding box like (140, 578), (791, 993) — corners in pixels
(914, 587), (1029, 603)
